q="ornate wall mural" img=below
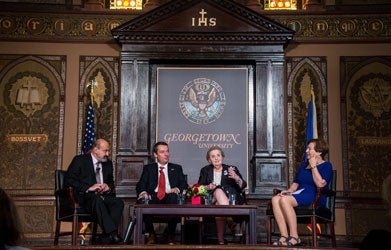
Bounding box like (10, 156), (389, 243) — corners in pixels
(78, 56), (119, 170)
(0, 55), (65, 193)
(341, 56), (391, 197)
(286, 57), (328, 184)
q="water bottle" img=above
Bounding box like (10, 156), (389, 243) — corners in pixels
(178, 193), (184, 205)
(229, 193), (236, 205)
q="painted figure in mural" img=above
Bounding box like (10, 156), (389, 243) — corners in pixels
(136, 141), (188, 245)
(65, 139), (124, 244)
(271, 138), (332, 246)
(197, 145), (247, 245)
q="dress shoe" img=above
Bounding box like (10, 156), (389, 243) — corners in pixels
(230, 222), (237, 236)
(146, 233), (156, 244)
(167, 233), (176, 245)
(110, 233), (122, 244)
(100, 235), (113, 245)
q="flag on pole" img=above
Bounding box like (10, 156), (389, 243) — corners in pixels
(82, 98), (95, 154)
(304, 87), (318, 161)
(80, 87), (95, 243)
(304, 86), (321, 234)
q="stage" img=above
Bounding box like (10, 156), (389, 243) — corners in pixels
(30, 245), (358, 250)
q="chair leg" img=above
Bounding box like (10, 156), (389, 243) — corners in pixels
(330, 222), (336, 247)
(311, 218), (317, 247)
(180, 217), (185, 244)
(266, 216), (271, 245)
(54, 221), (61, 245)
(72, 215), (79, 245)
(91, 223), (98, 244)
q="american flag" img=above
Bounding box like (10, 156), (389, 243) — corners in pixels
(82, 99), (95, 154)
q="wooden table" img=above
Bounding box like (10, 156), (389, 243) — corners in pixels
(133, 204), (258, 245)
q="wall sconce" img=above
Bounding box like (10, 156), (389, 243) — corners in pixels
(264, 0), (297, 10)
(110, 0), (143, 10)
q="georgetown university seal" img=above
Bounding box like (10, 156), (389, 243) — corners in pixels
(179, 78), (226, 124)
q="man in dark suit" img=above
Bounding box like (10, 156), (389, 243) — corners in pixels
(136, 141), (188, 245)
(65, 138), (124, 244)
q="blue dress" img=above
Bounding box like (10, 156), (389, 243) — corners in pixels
(292, 161), (333, 206)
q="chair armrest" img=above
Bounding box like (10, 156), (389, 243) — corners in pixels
(310, 187), (324, 208)
(321, 189), (336, 196)
(68, 187), (80, 208)
(55, 188), (68, 197)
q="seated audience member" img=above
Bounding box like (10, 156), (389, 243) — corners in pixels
(0, 188), (30, 250)
(359, 173), (391, 250)
(65, 139), (124, 244)
(136, 141), (188, 245)
(197, 145), (247, 245)
(270, 138), (332, 246)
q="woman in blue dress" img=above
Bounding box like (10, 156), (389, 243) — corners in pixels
(271, 138), (333, 246)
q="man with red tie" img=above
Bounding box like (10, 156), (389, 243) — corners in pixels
(136, 141), (188, 245)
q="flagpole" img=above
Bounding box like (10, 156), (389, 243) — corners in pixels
(80, 80), (97, 243)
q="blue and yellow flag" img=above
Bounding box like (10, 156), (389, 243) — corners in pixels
(304, 88), (318, 160)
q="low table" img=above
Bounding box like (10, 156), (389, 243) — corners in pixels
(133, 204), (258, 245)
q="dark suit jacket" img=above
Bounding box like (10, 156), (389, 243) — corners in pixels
(197, 164), (247, 204)
(65, 153), (115, 203)
(136, 162), (188, 195)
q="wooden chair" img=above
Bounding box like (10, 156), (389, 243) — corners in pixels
(266, 170), (337, 247)
(54, 170), (98, 245)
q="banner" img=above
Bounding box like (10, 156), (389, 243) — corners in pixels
(156, 67), (248, 184)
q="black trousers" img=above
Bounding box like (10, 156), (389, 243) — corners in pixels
(139, 192), (179, 235)
(84, 193), (124, 234)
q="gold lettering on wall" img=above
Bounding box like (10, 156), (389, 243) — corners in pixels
(339, 20), (356, 36)
(191, 9), (216, 27)
(81, 20), (97, 35)
(0, 17), (16, 34)
(54, 19), (72, 35)
(357, 137), (391, 146)
(365, 19), (384, 36)
(27, 18), (46, 35)
(312, 20), (328, 36)
(108, 21), (121, 30)
(287, 20), (301, 33)
(7, 134), (48, 143)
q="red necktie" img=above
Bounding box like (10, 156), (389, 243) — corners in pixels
(157, 166), (166, 200)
